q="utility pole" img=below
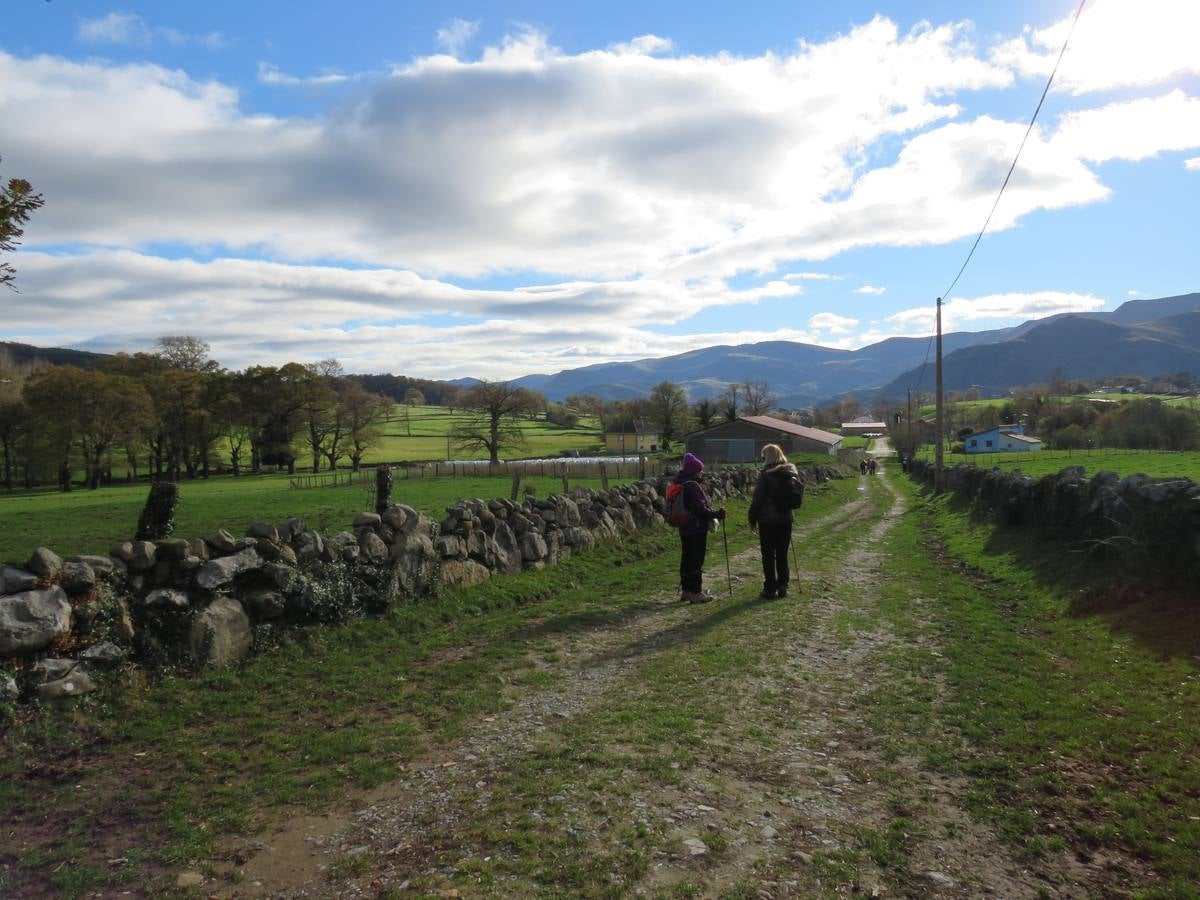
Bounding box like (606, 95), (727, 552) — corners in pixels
(906, 388), (913, 457)
(934, 297), (944, 494)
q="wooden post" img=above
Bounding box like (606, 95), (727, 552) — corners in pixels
(600, 461), (609, 491)
(510, 466), (522, 501)
(561, 463), (569, 494)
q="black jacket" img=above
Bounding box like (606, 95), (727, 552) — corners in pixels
(748, 462), (798, 528)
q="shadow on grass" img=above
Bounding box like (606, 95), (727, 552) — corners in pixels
(931, 486), (1200, 663)
(581, 594), (772, 666)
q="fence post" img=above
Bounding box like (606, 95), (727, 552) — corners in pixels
(375, 464), (392, 514)
(511, 466), (522, 501)
(561, 463), (569, 494)
(600, 461), (609, 491)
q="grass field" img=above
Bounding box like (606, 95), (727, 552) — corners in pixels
(0, 470), (637, 565)
(917, 447), (1200, 481)
(363, 405), (604, 464)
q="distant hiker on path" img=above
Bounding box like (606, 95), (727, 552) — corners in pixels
(666, 452), (726, 604)
(748, 443), (801, 600)
(859, 458), (868, 476)
(867, 457), (877, 475)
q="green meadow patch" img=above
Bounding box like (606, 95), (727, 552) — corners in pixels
(917, 448), (1200, 481)
(0, 471), (636, 563)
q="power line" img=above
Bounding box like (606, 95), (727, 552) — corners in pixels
(909, 0), (1087, 401)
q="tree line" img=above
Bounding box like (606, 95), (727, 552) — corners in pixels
(0, 338), (395, 491)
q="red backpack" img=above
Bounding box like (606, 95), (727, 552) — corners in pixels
(663, 483), (691, 526)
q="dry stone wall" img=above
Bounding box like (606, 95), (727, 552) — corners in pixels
(1, 465), (847, 708)
(908, 459), (1200, 582)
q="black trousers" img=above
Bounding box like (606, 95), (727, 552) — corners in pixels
(758, 524), (792, 591)
(679, 532), (708, 592)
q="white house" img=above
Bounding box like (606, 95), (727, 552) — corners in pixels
(964, 425), (1043, 453)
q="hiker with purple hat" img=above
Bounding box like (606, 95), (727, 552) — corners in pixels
(665, 452), (727, 604)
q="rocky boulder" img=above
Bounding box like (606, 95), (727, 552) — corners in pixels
(190, 597), (253, 667)
(26, 547), (63, 581)
(196, 548), (262, 590)
(0, 586), (72, 656)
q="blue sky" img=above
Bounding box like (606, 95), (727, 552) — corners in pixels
(2, 0), (1198, 378)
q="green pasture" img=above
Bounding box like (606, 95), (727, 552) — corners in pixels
(918, 447), (1200, 481)
(919, 392), (1199, 419)
(0, 470), (636, 565)
(362, 405), (603, 464)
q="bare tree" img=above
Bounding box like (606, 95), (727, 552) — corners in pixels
(451, 381), (542, 464)
(692, 397), (717, 430)
(740, 380), (776, 416)
(721, 384), (740, 422)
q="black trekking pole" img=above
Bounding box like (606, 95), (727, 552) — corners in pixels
(720, 518), (733, 596)
(790, 532), (800, 591)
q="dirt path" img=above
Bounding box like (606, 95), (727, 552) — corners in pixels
(219, 472), (1086, 898)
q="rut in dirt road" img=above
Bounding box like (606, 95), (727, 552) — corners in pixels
(225, 469), (1080, 898)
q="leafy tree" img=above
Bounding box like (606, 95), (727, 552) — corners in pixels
(1, 159), (44, 291)
(403, 387), (425, 407)
(647, 380), (691, 451)
(545, 402), (579, 429)
(451, 381), (542, 464)
(692, 397), (717, 429)
(300, 364), (339, 472)
(156, 335), (219, 373)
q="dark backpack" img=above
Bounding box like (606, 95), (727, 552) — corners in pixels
(779, 473), (805, 510)
(663, 483), (691, 526)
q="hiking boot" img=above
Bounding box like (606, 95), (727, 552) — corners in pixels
(759, 587), (777, 600)
(688, 591), (716, 604)
(776, 585), (789, 598)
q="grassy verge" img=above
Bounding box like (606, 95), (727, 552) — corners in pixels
(863, 476), (1200, 897)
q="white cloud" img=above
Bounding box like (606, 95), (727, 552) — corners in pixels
(992, 0), (1200, 95)
(1186, 157), (1200, 171)
(257, 62), (355, 86)
(784, 272), (842, 281)
(78, 12), (226, 49)
(7, 251), (807, 377)
(610, 35), (673, 56)
(886, 291), (1106, 332)
(1126, 289), (1142, 297)
(853, 285), (886, 295)
(809, 312), (858, 333)
(1052, 91), (1200, 164)
(435, 18), (480, 57)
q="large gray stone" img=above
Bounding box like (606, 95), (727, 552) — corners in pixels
(37, 669), (96, 702)
(353, 511), (382, 529)
(155, 538), (190, 561)
(190, 597), (252, 667)
(196, 548), (263, 590)
(66, 555), (115, 579)
(520, 533), (549, 563)
(60, 561), (97, 595)
(262, 562), (300, 593)
(1, 566), (37, 595)
(0, 672), (17, 703)
(381, 505), (408, 530)
(187, 538), (209, 562)
(127, 541), (157, 572)
(294, 531), (324, 562)
(247, 522), (280, 544)
(441, 559), (491, 590)
(0, 587), (72, 656)
(206, 529), (238, 554)
(26, 547), (63, 581)
(360, 531), (388, 564)
(436, 535), (465, 559)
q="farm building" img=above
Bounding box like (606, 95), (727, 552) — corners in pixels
(964, 425), (1043, 453)
(604, 428), (660, 453)
(684, 415), (842, 462)
(840, 418), (888, 437)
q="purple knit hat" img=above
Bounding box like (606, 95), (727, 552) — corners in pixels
(681, 452), (704, 475)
